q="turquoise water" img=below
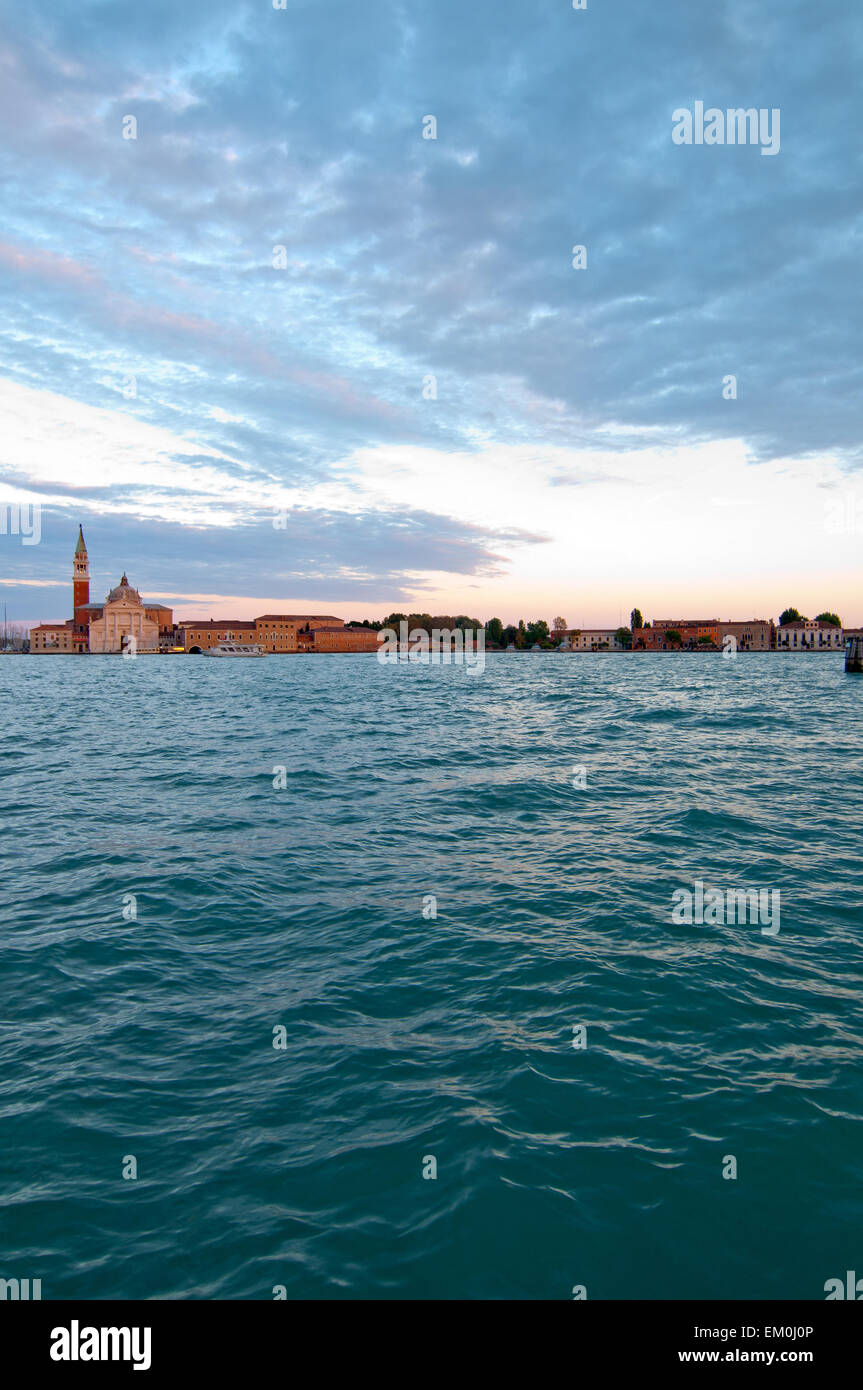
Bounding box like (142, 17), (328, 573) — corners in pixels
(1, 652), (861, 1300)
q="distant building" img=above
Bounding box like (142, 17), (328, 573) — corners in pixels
(179, 614), (378, 653)
(633, 622), (720, 650)
(30, 528), (173, 652)
(564, 629), (628, 651)
(30, 623), (75, 653)
(775, 620), (844, 651)
(311, 625), (380, 652)
(88, 575), (160, 653)
(634, 618), (773, 651)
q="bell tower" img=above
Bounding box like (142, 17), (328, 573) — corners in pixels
(73, 525), (89, 612)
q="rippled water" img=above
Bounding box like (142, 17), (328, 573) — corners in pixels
(1, 652), (861, 1299)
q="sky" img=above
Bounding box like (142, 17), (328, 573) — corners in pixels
(0, 0), (861, 628)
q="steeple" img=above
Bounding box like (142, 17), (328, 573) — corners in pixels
(73, 523), (90, 616)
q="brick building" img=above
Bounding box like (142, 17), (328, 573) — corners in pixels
(633, 618), (773, 651)
(311, 625), (380, 652)
(179, 615), (378, 653)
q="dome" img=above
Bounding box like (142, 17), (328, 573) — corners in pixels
(106, 573), (142, 604)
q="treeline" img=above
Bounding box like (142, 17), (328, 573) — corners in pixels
(779, 608), (842, 626)
(347, 607), (846, 647)
(346, 613), (484, 634)
(346, 615), (565, 648)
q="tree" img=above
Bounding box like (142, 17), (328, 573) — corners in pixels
(525, 619), (550, 646)
(614, 626), (632, 648)
(779, 608), (803, 626)
(454, 614), (483, 633)
(552, 616), (567, 633)
(815, 611), (842, 627)
(697, 635), (715, 646)
(486, 617), (504, 646)
(665, 629), (683, 647)
(630, 608), (644, 631)
(502, 624), (519, 647)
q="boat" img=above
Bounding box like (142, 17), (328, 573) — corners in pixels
(202, 642), (266, 658)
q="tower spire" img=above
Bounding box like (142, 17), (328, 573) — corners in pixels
(73, 524), (90, 617)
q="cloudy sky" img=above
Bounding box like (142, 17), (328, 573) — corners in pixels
(1, 0), (861, 627)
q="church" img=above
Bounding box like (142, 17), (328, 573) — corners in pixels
(30, 527), (173, 653)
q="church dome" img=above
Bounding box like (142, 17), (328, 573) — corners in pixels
(106, 573), (142, 604)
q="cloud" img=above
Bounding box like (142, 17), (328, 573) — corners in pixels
(0, 0), (860, 625)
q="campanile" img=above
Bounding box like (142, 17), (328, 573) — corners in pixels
(73, 525), (89, 611)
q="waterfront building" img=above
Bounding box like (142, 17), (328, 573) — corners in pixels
(87, 575), (160, 653)
(181, 614), (342, 653)
(311, 625), (380, 652)
(182, 614), (380, 650)
(634, 618), (773, 651)
(775, 620), (844, 651)
(30, 623), (76, 653)
(180, 616), (380, 653)
(564, 629), (629, 651)
(30, 528), (173, 652)
(633, 622), (720, 650)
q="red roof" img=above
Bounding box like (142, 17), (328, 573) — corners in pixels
(179, 619), (256, 629)
(255, 613), (342, 623)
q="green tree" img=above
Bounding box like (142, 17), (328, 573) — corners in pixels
(502, 624), (519, 647)
(615, 626), (632, 648)
(665, 629), (683, 647)
(779, 608), (803, 626)
(486, 617), (504, 645)
(454, 614), (483, 633)
(630, 608), (644, 631)
(815, 611), (842, 627)
(697, 634), (715, 646)
(525, 619), (550, 646)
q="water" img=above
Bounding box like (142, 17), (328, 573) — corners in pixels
(1, 652), (861, 1300)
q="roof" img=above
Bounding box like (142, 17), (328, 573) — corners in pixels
(74, 524), (87, 557)
(256, 614), (342, 622)
(106, 574), (142, 604)
(179, 619), (256, 629)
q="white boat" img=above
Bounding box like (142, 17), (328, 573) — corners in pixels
(202, 642), (266, 658)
